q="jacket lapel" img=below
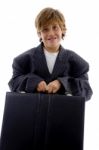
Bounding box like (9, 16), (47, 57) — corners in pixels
(36, 44), (67, 79)
(51, 46), (67, 78)
(37, 44), (51, 77)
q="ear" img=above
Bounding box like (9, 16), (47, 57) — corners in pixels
(37, 32), (41, 38)
(37, 32), (42, 42)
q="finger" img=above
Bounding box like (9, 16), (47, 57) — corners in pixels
(47, 86), (53, 93)
(45, 85), (49, 91)
(52, 88), (57, 93)
(37, 87), (41, 92)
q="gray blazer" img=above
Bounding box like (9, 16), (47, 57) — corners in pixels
(8, 43), (93, 100)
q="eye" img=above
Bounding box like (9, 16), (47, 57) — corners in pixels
(53, 25), (59, 31)
(42, 28), (49, 33)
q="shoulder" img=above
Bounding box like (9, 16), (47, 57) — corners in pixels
(61, 47), (89, 76)
(62, 47), (89, 66)
(67, 49), (89, 67)
(13, 44), (42, 64)
(62, 48), (86, 60)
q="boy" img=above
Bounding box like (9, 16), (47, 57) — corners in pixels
(8, 7), (93, 100)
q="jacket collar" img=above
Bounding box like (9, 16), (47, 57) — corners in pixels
(37, 42), (67, 62)
(36, 42), (67, 76)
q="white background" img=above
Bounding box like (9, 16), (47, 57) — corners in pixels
(0, 0), (98, 150)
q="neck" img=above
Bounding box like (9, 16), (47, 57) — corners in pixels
(44, 45), (60, 53)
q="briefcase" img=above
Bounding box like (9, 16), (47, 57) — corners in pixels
(0, 92), (85, 150)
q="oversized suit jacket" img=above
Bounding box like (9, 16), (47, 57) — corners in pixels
(8, 43), (93, 100)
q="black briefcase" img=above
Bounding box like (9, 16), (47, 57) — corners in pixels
(0, 92), (85, 150)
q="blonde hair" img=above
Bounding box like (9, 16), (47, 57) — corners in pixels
(35, 7), (67, 41)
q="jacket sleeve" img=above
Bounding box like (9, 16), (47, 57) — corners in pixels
(8, 55), (44, 93)
(58, 51), (93, 101)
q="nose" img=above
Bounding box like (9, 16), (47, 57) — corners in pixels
(48, 26), (55, 35)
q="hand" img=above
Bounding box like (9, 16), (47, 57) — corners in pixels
(46, 80), (61, 93)
(37, 81), (47, 92)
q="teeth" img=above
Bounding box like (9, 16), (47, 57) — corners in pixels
(48, 38), (56, 40)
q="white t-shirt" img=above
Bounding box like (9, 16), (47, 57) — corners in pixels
(44, 49), (59, 74)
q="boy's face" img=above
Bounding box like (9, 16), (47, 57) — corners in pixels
(39, 22), (63, 52)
